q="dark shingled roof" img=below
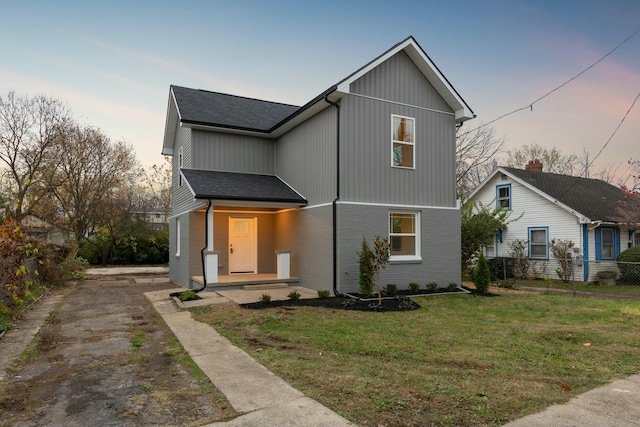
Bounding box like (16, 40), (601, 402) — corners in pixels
(181, 169), (306, 205)
(502, 167), (628, 222)
(171, 85), (300, 132)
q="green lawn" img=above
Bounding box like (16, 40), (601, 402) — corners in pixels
(514, 279), (640, 296)
(191, 288), (640, 427)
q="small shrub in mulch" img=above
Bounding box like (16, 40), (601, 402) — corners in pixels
(241, 295), (421, 312)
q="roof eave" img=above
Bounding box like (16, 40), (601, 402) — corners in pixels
(193, 197), (306, 209)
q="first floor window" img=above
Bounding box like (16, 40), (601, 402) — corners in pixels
(634, 231), (640, 247)
(529, 227), (548, 259)
(484, 234), (496, 257)
(389, 211), (420, 260)
(175, 218), (181, 257)
(601, 228), (614, 259)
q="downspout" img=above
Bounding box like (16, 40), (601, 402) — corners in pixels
(324, 94), (345, 297)
(197, 199), (212, 293)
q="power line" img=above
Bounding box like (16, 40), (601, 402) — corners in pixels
(459, 26), (640, 137)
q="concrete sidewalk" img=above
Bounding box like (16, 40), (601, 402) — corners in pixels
(145, 288), (355, 427)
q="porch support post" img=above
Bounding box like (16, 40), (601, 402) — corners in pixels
(207, 207), (214, 251)
(205, 251), (219, 284)
(276, 250), (291, 280)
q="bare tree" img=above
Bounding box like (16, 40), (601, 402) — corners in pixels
(505, 144), (577, 175)
(0, 92), (72, 221)
(456, 124), (504, 197)
(49, 125), (141, 242)
(137, 156), (172, 218)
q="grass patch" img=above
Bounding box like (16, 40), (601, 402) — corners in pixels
(191, 290), (640, 426)
(129, 329), (146, 351)
(516, 279), (640, 296)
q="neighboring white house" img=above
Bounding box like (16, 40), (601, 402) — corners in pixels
(468, 160), (638, 282)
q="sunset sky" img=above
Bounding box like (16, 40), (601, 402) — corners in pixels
(1, 0), (639, 184)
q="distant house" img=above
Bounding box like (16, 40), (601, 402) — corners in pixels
(21, 215), (65, 245)
(468, 160), (638, 282)
(132, 209), (169, 231)
(161, 36), (475, 293)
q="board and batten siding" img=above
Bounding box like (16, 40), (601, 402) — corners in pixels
(169, 213), (190, 288)
(471, 173), (583, 259)
(349, 50), (452, 112)
(339, 50), (457, 207)
(171, 126), (200, 215)
(275, 107), (336, 205)
(340, 93), (456, 207)
(191, 130), (275, 174)
(337, 203), (461, 294)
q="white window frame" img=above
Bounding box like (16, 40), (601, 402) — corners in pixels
(496, 184), (511, 210)
(175, 218), (181, 257)
(391, 115), (415, 169)
(601, 228), (615, 260)
(528, 227), (548, 259)
(634, 231), (640, 247)
(389, 211), (421, 261)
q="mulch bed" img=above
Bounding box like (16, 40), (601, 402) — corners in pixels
(241, 287), (469, 312)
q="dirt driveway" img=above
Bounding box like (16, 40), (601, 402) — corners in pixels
(0, 275), (234, 426)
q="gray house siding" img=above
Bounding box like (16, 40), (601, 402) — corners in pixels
(169, 213), (191, 287)
(340, 93), (457, 207)
(336, 203), (461, 294)
(275, 107), (337, 205)
(273, 207), (333, 291)
(350, 50), (452, 112)
(339, 50), (456, 207)
(171, 126), (199, 215)
(192, 130), (275, 174)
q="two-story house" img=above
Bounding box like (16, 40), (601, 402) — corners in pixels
(161, 36), (474, 294)
(468, 160), (638, 282)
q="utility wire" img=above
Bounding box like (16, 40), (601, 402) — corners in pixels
(459, 26), (640, 137)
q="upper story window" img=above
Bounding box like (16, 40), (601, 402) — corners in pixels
(391, 115), (415, 169)
(528, 227), (548, 259)
(496, 184), (511, 210)
(389, 211), (421, 261)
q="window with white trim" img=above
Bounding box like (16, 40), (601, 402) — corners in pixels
(528, 227), (548, 259)
(175, 218), (181, 257)
(634, 231), (640, 247)
(496, 184), (511, 210)
(389, 211), (420, 260)
(601, 228), (614, 259)
(391, 115), (415, 168)
(484, 234), (496, 258)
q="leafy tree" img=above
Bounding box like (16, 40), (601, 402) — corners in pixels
(358, 237), (374, 296)
(460, 201), (514, 276)
(473, 253), (490, 294)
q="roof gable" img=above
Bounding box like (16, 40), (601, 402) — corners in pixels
(473, 167), (629, 223)
(336, 36), (474, 122)
(162, 36), (474, 154)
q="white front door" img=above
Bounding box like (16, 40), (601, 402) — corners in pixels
(228, 217), (257, 274)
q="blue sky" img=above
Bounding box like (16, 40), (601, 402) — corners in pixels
(1, 0), (639, 183)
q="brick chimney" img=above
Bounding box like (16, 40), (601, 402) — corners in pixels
(525, 159), (543, 172)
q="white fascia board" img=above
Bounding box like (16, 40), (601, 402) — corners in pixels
(497, 168), (588, 222)
(337, 38), (474, 122)
(161, 89), (179, 156)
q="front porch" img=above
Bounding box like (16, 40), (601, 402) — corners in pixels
(191, 273), (299, 291)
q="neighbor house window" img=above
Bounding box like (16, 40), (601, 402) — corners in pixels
(634, 231), (640, 247)
(496, 184), (511, 210)
(484, 234), (496, 258)
(601, 228), (614, 259)
(175, 218), (181, 257)
(528, 227), (548, 259)
(389, 211), (420, 260)
(391, 115), (415, 168)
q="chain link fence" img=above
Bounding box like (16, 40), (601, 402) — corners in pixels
(487, 257), (640, 286)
